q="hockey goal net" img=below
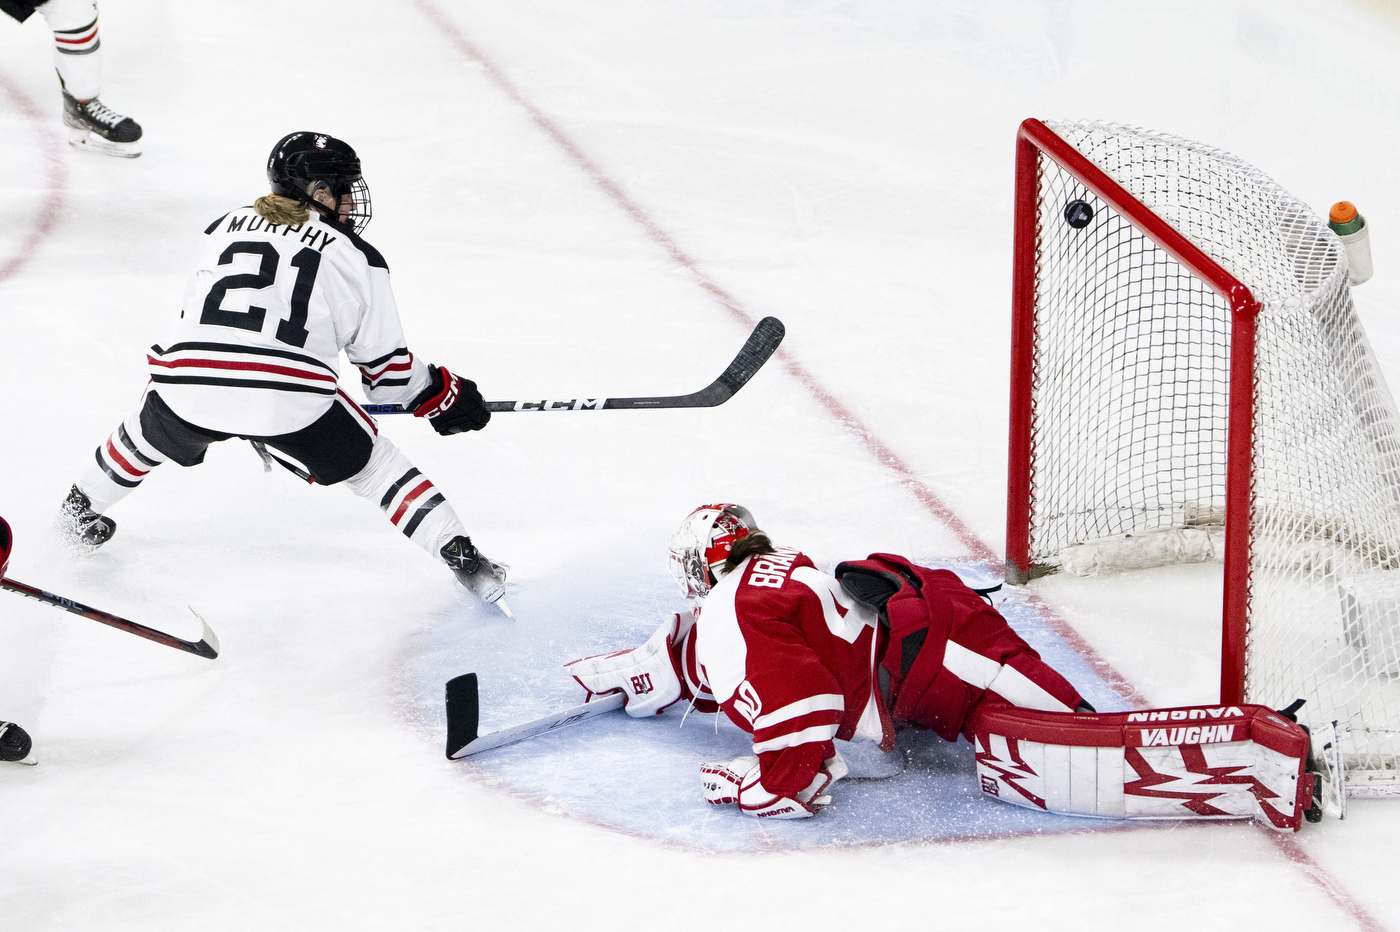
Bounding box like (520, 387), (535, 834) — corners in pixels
(1006, 118), (1400, 801)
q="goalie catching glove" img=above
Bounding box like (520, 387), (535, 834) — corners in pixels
(564, 613), (694, 717)
(412, 365), (490, 435)
(700, 751), (848, 819)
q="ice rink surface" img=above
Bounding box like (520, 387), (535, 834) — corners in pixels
(3, 0), (1400, 928)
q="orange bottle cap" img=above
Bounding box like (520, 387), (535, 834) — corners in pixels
(1331, 201), (1358, 224)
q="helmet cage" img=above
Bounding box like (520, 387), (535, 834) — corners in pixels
(267, 132), (374, 234)
(667, 503), (755, 601)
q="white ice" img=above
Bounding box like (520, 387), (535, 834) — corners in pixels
(3, 0), (1400, 928)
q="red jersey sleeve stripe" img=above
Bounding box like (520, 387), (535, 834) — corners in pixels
(359, 358), (414, 381)
(753, 709), (844, 746)
(752, 694), (844, 730)
(752, 723), (841, 754)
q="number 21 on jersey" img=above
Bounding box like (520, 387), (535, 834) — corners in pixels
(200, 241), (321, 349)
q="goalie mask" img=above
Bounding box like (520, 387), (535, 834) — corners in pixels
(668, 503), (756, 601)
(267, 131), (373, 234)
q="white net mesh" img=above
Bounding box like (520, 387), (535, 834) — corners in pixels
(1025, 120), (1400, 787)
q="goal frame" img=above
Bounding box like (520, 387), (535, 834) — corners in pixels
(1004, 117), (1260, 705)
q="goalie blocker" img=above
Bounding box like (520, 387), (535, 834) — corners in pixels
(974, 702), (1319, 831)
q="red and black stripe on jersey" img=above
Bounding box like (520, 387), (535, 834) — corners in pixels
(147, 342), (338, 395)
(379, 467), (445, 540)
(353, 347), (414, 391)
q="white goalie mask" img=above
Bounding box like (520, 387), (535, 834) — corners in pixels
(668, 503), (757, 601)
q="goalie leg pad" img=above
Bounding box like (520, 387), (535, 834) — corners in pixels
(972, 703), (1313, 831)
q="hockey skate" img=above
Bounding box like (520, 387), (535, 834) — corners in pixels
(441, 536), (511, 617)
(0, 721), (36, 766)
(62, 88), (142, 158)
(56, 485), (116, 551)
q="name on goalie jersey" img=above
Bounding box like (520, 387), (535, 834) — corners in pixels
(747, 548), (800, 588)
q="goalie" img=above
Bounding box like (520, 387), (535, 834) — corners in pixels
(565, 504), (1319, 830)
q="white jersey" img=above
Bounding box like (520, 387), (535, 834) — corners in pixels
(147, 206), (432, 437)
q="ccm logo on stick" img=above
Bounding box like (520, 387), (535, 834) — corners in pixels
(514, 399), (605, 411)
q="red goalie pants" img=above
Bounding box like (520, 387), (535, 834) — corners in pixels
(846, 554), (1085, 743)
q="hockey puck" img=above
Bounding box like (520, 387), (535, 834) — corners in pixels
(1064, 199), (1094, 229)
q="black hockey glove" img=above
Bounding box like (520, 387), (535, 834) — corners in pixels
(412, 365), (490, 435)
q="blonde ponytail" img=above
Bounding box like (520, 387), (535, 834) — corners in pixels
(253, 194), (310, 226)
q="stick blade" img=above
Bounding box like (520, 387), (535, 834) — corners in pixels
(188, 608), (220, 659)
(445, 673), (481, 759)
(714, 316), (785, 400)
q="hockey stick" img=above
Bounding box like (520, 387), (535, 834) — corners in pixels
(0, 578), (220, 660)
(1, 515), (218, 659)
(366, 315), (785, 416)
(445, 672), (624, 759)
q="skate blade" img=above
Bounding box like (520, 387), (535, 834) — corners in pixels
(491, 597), (514, 619)
(67, 128), (142, 158)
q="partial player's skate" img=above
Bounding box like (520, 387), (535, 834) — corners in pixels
(56, 485), (116, 550)
(441, 536), (511, 617)
(0, 721), (36, 766)
(55, 485), (116, 551)
(62, 89), (142, 158)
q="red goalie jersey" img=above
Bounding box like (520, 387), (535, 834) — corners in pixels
(683, 549), (1085, 799)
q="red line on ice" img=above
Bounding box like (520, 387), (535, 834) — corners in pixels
(412, 9), (1378, 919)
(1266, 832), (1390, 932)
(411, 0), (993, 553)
(0, 71), (68, 285)
(409, 0), (1143, 703)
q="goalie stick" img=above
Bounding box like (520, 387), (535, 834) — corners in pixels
(0, 517), (219, 659)
(366, 316), (785, 416)
(445, 672), (624, 759)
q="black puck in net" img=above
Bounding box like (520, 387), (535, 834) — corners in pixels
(1063, 199), (1094, 229)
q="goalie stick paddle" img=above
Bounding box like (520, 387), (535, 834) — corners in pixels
(1, 515), (218, 659)
(445, 673), (625, 759)
(367, 316), (785, 416)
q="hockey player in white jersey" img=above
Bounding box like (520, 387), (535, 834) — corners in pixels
(58, 131), (509, 610)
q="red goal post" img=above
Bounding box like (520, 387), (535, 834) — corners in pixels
(1004, 118), (1400, 801)
(1006, 117), (1260, 705)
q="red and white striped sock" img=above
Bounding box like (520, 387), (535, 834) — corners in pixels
(77, 408), (169, 514)
(40, 0), (101, 99)
(344, 434), (468, 558)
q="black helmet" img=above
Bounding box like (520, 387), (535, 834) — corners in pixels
(267, 131), (373, 233)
